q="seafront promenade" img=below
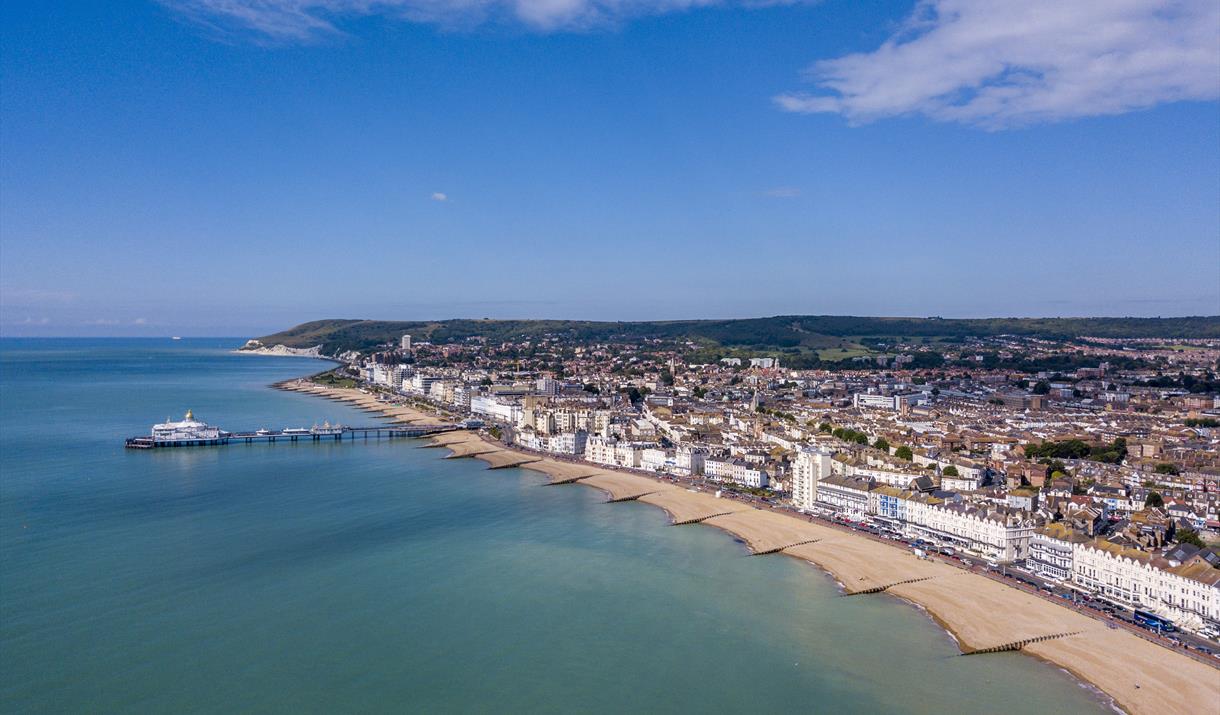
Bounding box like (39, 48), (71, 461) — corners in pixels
(279, 380), (1220, 715)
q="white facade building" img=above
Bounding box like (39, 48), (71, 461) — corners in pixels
(791, 448), (833, 511)
(470, 395), (521, 423)
(1072, 542), (1220, 628)
(151, 410), (220, 443)
(585, 436), (643, 468)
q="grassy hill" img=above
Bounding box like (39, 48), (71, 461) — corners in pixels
(249, 315), (1220, 356)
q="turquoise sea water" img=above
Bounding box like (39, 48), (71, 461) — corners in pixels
(0, 339), (1110, 713)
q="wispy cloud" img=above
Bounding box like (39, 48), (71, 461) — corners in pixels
(0, 287), (77, 305)
(161, 0), (807, 40)
(775, 0), (1220, 129)
(430, 191), (449, 201)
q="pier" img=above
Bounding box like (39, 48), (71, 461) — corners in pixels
(125, 424), (459, 449)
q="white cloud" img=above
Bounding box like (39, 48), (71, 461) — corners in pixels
(162, 0), (801, 38)
(133, 317), (149, 325)
(775, 0), (1220, 128)
(430, 192), (449, 201)
(0, 287), (77, 305)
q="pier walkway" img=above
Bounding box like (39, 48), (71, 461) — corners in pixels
(125, 424), (459, 449)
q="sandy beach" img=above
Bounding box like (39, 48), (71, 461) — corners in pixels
(279, 380), (1220, 715)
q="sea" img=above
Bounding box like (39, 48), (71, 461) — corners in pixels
(0, 339), (1112, 713)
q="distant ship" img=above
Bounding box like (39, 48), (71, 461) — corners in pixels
(171, 336), (182, 341)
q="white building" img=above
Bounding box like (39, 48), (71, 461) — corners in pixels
(852, 392), (923, 411)
(904, 501), (1034, 562)
(675, 447), (706, 477)
(850, 461), (922, 489)
(151, 410), (220, 443)
(815, 475), (873, 517)
(941, 473), (983, 492)
(519, 429), (587, 456)
(407, 373), (441, 396)
(705, 458), (769, 488)
(791, 448), (833, 511)
(1028, 524), (1086, 582)
(586, 436), (643, 468)
(853, 393), (897, 410)
(1072, 541), (1220, 629)
(470, 395), (521, 423)
(372, 363), (404, 389)
(400, 334), (412, 351)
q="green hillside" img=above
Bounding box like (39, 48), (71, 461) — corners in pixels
(249, 315), (1220, 356)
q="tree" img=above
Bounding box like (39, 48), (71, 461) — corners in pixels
(895, 446), (913, 461)
(1154, 463), (1180, 475)
(942, 465), (959, 477)
(818, 423), (832, 433)
(873, 438), (890, 452)
(660, 369), (675, 386)
(1177, 528), (1205, 548)
(626, 387), (643, 404)
(1144, 491), (1164, 508)
(1032, 380), (1051, 395)
(583, 383), (600, 394)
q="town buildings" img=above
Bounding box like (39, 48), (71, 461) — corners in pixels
(339, 329), (1220, 635)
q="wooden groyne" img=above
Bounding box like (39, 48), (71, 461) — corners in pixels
(751, 538), (822, 556)
(445, 449), (499, 459)
(545, 474), (600, 486)
(673, 511), (736, 526)
(964, 631), (1083, 655)
(489, 458), (542, 470)
(845, 575), (936, 596)
(420, 438), (468, 448)
(607, 491), (658, 503)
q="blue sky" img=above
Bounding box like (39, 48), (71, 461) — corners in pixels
(2, 0), (1218, 336)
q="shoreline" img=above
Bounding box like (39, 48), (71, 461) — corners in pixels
(276, 379), (1219, 715)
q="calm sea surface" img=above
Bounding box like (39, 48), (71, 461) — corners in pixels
(0, 339), (1110, 713)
